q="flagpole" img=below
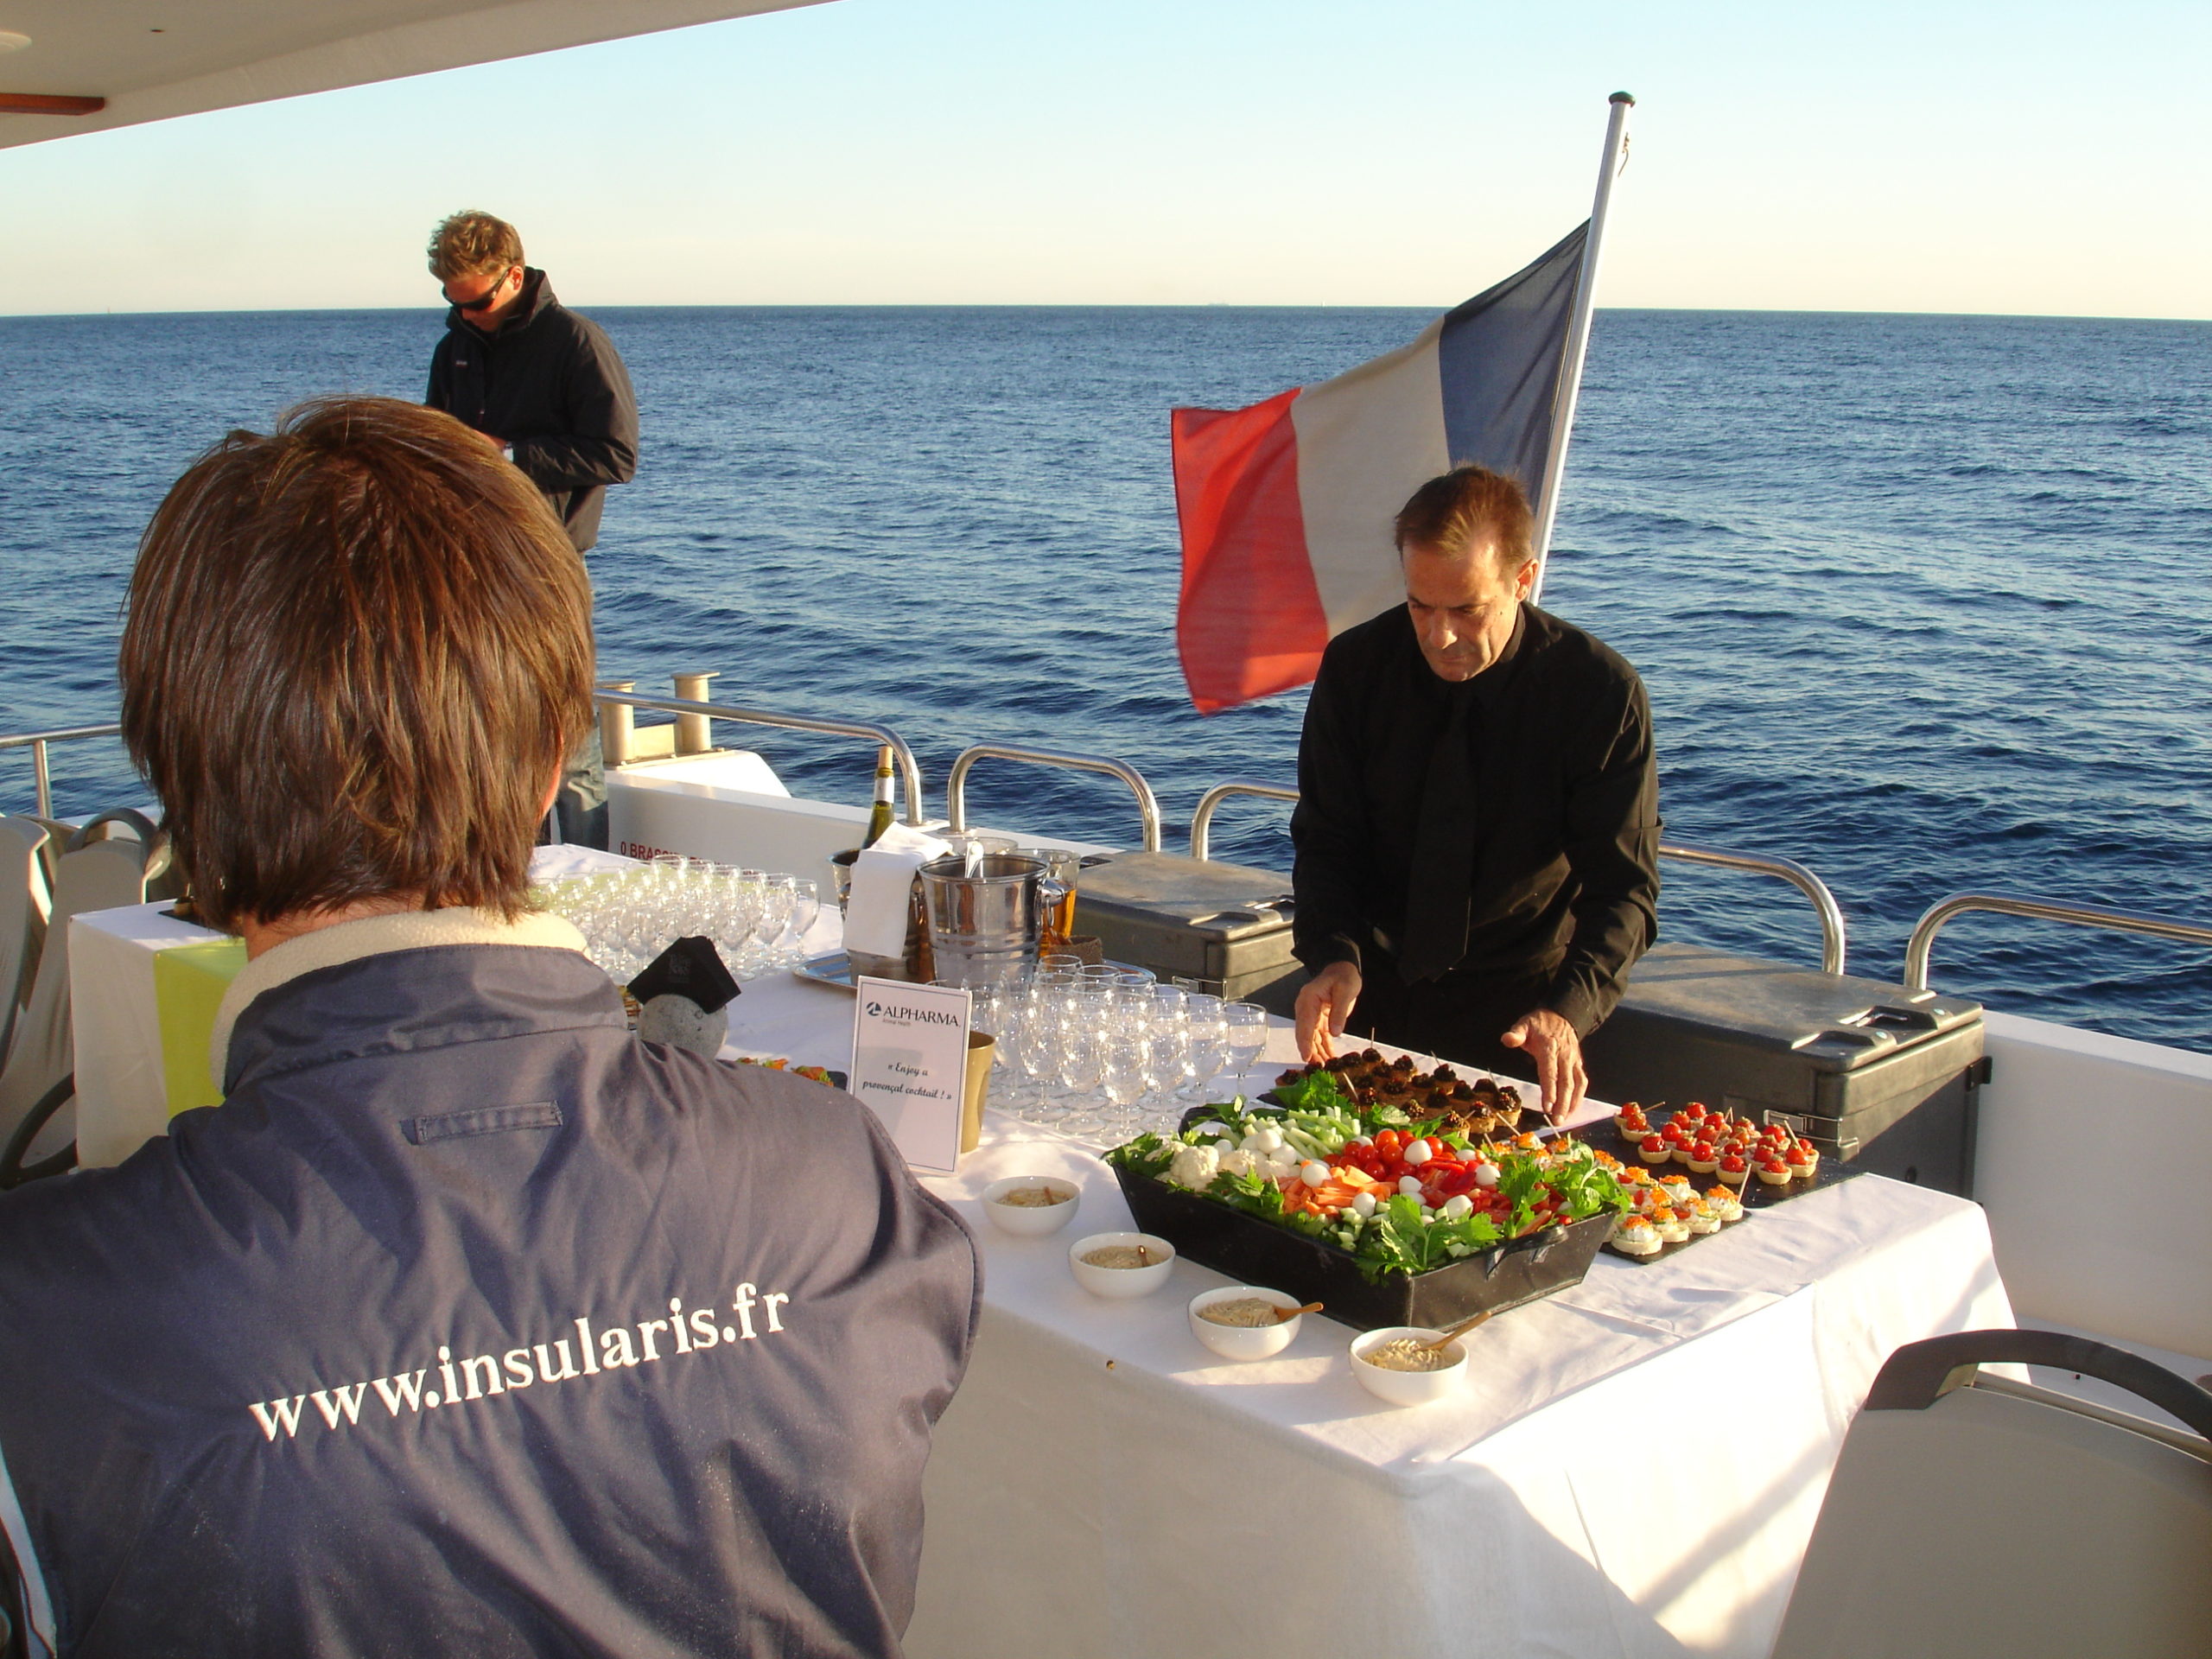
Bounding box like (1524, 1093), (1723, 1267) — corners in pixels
(1529, 91), (1634, 604)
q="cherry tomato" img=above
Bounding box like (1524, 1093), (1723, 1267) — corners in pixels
(1375, 1129), (1403, 1155)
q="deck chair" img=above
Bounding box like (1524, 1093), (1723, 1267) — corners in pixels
(1772, 1328), (2212, 1659)
(0, 814), (168, 1186)
(0, 817), (52, 1074)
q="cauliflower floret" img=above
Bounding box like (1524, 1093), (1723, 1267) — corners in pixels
(1166, 1141), (1222, 1192)
(1216, 1147), (1259, 1179)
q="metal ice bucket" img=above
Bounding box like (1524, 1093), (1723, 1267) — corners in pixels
(919, 852), (1044, 986)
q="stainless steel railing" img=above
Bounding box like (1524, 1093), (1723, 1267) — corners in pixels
(0, 724), (124, 820)
(1185, 777), (1849, 975)
(1189, 781), (1300, 861)
(1660, 839), (1849, 976)
(945, 744), (1163, 853)
(595, 691), (925, 827)
(1904, 893), (2212, 996)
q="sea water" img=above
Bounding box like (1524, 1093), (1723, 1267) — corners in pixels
(1, 307), (2206, 1051)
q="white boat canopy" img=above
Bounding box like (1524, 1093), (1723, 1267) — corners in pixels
(0, 0), (830, 151)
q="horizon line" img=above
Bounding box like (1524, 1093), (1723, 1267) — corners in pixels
(4, 302), (2208, 327)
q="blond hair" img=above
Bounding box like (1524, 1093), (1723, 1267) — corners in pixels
(427, 211), (524, 283)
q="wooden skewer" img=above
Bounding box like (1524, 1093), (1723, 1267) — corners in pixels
(1421, 1309), (1495, 1353)
(1274, 1300), (1324, 1323)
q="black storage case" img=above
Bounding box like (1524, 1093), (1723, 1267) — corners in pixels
(1580, 943), (1986, 1194)
(1074, 850), (1302, 1014)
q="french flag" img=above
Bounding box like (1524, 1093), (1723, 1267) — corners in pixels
(1170, 225), (1590, 714)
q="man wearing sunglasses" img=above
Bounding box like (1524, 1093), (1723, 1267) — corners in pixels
(425, 210), (638, 556)
(426, 210), (639, 847)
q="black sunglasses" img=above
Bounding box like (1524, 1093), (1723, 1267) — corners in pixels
(446, 267), (516, 312)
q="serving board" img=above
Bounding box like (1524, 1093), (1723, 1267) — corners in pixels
(1589, 1107), (1867, 1263)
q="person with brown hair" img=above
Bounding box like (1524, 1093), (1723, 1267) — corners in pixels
(0, 398), (978, 1658)
(1290, 463), (1661, 1118)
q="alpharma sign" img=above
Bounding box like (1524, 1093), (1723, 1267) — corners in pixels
(246, 1282), (793, 1444)
(850, 976), (971, 1173)
(864, 998), (963, 1027)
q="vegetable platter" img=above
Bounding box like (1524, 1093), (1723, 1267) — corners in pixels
(1104, 1069), (1628, 1332)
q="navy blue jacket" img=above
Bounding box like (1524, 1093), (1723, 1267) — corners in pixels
(0, 932), (979, 1657)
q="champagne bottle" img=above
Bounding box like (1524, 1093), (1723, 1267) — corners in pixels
(861, 747), (896, 847)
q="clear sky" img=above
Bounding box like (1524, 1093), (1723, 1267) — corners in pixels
(2, 0), (2207, 318)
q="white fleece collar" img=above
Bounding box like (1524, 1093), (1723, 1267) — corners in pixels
(210, 906), (586, 1090)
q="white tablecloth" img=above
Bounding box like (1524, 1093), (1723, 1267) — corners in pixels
(908, 1142), (2009, 1658)
(716, 975), (2014, 1658)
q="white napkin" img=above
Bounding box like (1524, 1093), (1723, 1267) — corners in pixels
(528, 844), (641, 880)
(844, 823), (951, 959)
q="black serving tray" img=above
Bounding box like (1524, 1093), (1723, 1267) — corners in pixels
(1592, 1108), (1868, 1262)
(1592, 1110), (1866, 1212)
(1113, 1163), (1618, 1333)
(1603, 1207), (1748, 1265)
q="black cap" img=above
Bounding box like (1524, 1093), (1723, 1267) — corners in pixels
(627, 936), (741, 1014)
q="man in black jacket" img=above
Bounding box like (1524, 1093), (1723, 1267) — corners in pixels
(426, 211), (639, 554)
(1291, 465), (1661, 1120)
(427, 211), (639, 846)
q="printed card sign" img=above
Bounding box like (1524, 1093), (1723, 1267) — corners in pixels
(849, 976), (972, 1174)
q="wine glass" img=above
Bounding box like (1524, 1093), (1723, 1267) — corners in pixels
(1179, 994), (1228, 1103)
(779, 879), (820, 968)
(1140, 1018), (1192, 1136)
(1049, 1018), (1104, 1141)
(1224, 1001), (1270, 1090)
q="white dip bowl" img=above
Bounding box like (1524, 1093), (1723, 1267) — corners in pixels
(980, 1175), (1082, 1236)
(1187, 1285), (1305, 1361)
(1067, 1231), (1176, 1299)
(1348, 1325), (1470, 1407)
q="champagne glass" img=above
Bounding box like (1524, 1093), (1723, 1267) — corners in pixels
(730, 870), (773, 976)
(715, 875), (760, 976)
(1140, 1019), (1192, 1136)
(779, 879), (820, 968)
(1002, 998), (1056, 1126)
(1050, 1019), (1104, 1141)
(1179, 994), (1228, 1103)
(1224, 1001), (1270, 1089)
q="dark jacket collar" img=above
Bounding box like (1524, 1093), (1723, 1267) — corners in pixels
(442, 266), (557, 340)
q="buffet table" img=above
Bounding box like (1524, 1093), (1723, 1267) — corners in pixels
(68, 898), (2016, 1656)
(719, 973), (2016, 1659)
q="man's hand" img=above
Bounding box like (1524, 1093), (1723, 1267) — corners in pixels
(1294, 962), (1362, 1065)
(1499, 1007), (1586, 1123)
